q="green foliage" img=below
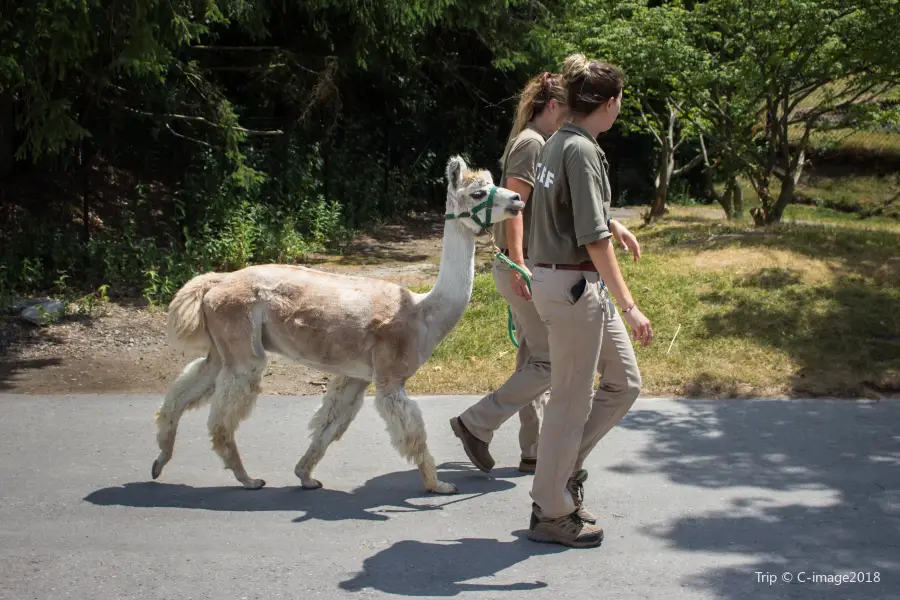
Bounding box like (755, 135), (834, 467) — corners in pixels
(1, 0), (573, 303)
(3, 0), (898, 306)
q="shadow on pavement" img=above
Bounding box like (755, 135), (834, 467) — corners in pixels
(84, 462), (516, 523)
(611, 399), (900, 599)
(339, 533), (564, 596)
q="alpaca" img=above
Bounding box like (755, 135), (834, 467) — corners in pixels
(150, 155), (524, 494)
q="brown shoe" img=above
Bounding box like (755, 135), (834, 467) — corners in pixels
(450, 417), (494, 472)
(528, 503), (604, 548)
(567, 469), (599, 523)
(518, 457), (537, 473)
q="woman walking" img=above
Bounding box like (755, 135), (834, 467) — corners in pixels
(525, 54), (653, 549)
(449, 71), (567, 473)
(449, 70), (642, 476)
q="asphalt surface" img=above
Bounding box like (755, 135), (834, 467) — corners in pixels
(1, 394), (898, 600)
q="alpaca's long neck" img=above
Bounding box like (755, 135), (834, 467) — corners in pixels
(419, 217), (477, 353)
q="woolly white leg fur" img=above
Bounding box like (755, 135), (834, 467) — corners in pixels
(152, 356), (218, 480)
(374, 381), (457, 494)
(294, 376), (368, 489)
(206, 363), (266, 489)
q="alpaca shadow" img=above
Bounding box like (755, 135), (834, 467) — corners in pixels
(340, 534), (563, 596)
(83, 462), (516, 524)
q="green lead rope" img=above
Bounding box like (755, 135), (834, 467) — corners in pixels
(493, 251), (532, 349)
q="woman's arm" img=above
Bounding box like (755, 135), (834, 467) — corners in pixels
(503, 176), (533, 267)
(609, 219), (641, 262)
(585, 239), (653, 345)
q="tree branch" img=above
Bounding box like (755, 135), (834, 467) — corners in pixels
(165, 123), (213, 147)
(673, 152), (705, 177)
(639, 100), (663, 146)
(119, 105), (283, 135)
(667, 100), (677, 145)
(789, 80), (882, 124)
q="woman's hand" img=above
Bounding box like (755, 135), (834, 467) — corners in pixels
(623, 305), (653, 346)
(510, 263), (532, 300)
(609, 219), (641, 262)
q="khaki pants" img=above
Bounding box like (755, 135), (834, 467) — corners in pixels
(459, 256), (550, 459)
(529, 266), (642, 519)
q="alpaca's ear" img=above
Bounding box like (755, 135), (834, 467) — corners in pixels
(446, 155), (467, 190)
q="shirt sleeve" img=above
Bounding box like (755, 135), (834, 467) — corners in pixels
(564, 139), (612, 247)
(504, 138), (542, 188)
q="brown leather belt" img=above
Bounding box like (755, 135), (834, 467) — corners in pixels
(534, 261), (597, 272)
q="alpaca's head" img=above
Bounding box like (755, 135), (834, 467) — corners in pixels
(445, 155), (524, 233)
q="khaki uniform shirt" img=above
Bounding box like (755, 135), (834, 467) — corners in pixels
(492, 124), (547, 251)
(527, 122), (612, 264)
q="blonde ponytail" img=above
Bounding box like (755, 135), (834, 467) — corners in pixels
(501, 71), (566, 169)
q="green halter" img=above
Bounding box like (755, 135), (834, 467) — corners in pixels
(444, 186), (498, 229)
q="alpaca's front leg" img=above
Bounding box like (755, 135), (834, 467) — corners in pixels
(374, 381), (457, 494)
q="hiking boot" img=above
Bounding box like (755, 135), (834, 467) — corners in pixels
(567, 469), (599, 523)
(528, 503), (604, 548)
(450, 416), (494, 472)
(518, 457), (537, 473)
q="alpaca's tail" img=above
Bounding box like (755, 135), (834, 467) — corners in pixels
(166, 272), (227, 353)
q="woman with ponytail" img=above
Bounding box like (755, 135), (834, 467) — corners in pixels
(449, 69), (642, 483)
(523, 54), (653, 548)
(449, 71), (566, 476)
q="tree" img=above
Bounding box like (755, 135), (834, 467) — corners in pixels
(685, 0), (900, 225)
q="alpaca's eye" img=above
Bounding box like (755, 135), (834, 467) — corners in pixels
(471, 190), (487, 199)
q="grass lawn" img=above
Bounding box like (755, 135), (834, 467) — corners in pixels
(405, 209), (900, 398)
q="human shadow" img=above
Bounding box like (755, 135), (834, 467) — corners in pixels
(339, 534), (563, 596)
(84, 462), (516, 524)
(612, 400), (900, 599)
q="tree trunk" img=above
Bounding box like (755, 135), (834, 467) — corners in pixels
(769, 176), (796, 224)
(649, 141), (674, 219)
(709, 164), (739, 219)
(731, 177), (743, 218)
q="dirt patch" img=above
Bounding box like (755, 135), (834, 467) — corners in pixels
(691, 248), (835, 285)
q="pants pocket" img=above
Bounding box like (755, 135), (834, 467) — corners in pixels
(567, 276), (587, 305)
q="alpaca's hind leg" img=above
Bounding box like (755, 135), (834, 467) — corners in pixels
(374, 381), (457, 494)
(294, 376), (368, 489)
(152, 355), (219, 479)
(207, 363), (266, 490)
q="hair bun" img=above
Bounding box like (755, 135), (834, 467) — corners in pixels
(563, 53), (590, 82)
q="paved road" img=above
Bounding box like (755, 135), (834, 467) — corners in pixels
(1, 394), (898, 600)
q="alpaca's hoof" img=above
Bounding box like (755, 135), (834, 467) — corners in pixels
(429, 481), (458, 495)
(242, 478), (266, 490)
(151, 459), (163, 480)
(300, 478), (323, 490)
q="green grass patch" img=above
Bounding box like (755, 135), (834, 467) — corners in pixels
(406, 216), (900, 398)
(722, 173), (900, 227)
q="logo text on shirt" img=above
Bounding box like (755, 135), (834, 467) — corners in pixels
(536, 163), (555, 188)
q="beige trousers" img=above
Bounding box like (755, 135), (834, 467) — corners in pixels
(459, 256), (550, 459)
(529, 266), (642, 519)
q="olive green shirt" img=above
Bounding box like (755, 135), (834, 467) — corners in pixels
(527, 122), (612, 265)
(492, 124), (547, 251)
